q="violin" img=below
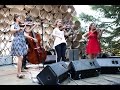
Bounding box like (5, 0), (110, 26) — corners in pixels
(19, 22), (40, 27)
(19, 21), (35, 27)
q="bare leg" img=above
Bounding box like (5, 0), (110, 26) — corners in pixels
(93, 54), (98, 60)
(87, 54), (93, 60)
(17, 56), (25, 78)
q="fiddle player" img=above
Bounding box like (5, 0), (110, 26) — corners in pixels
(82, 23), (104, 60)
(10, 14), (28, 79)
(52, 19), (67, 62)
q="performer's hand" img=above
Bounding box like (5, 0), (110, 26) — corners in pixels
(33, 38), (38, 42)
(62, 25), (67, 29)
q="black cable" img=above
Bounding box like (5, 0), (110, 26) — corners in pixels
(68, 73), (79, 85)
(68, 73), (100, 85)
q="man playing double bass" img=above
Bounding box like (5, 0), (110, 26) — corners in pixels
(22, 16), (47, 71)
(21, 16), (38, 71)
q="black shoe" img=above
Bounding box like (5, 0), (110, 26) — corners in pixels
(24, 67), (29, 69)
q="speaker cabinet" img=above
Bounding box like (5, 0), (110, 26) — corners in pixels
(44, 55), (56, 64)
(0, 56), (13, 66)
(36, 61), (68, 85)
(69, 49), (79, 61)
(68, 59), (100, 80)
(96, 58), (120, 74)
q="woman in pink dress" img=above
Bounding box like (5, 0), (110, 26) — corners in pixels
(82, 23), (103, 60)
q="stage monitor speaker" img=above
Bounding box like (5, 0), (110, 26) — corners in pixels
(68, 59), (100, 80)
(96, 58), (120, 74)
(44, 55), (56, 64)
(69, 49), (79, 61)
(36, 61), (69, 85)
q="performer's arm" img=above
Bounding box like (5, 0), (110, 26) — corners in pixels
(82, 32), (88, 39)
(24, 32), (38, 42)
(10, 24), (20, 34)
(52, 29), (62, 39)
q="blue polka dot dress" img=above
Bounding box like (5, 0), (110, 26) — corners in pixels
(10, 22), (28, 56)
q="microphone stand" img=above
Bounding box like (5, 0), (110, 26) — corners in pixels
(40, 19), (45, 68)
(71, 29), (75, 61)
(66, 27), (75, 61)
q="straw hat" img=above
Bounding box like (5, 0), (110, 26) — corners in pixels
(10, 8), (21, 15)
(24, 5), (35, 11)
(36, 5), (44, 10)
(43, 5), (52, 12)
(59, 5), (68, 13)
(14, 5), (25, 10)
(46, 13), (53, 21)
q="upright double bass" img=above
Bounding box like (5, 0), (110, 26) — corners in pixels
(22, 22), (47, 64)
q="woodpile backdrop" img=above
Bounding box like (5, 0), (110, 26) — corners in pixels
(0, 5), (82, 62)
